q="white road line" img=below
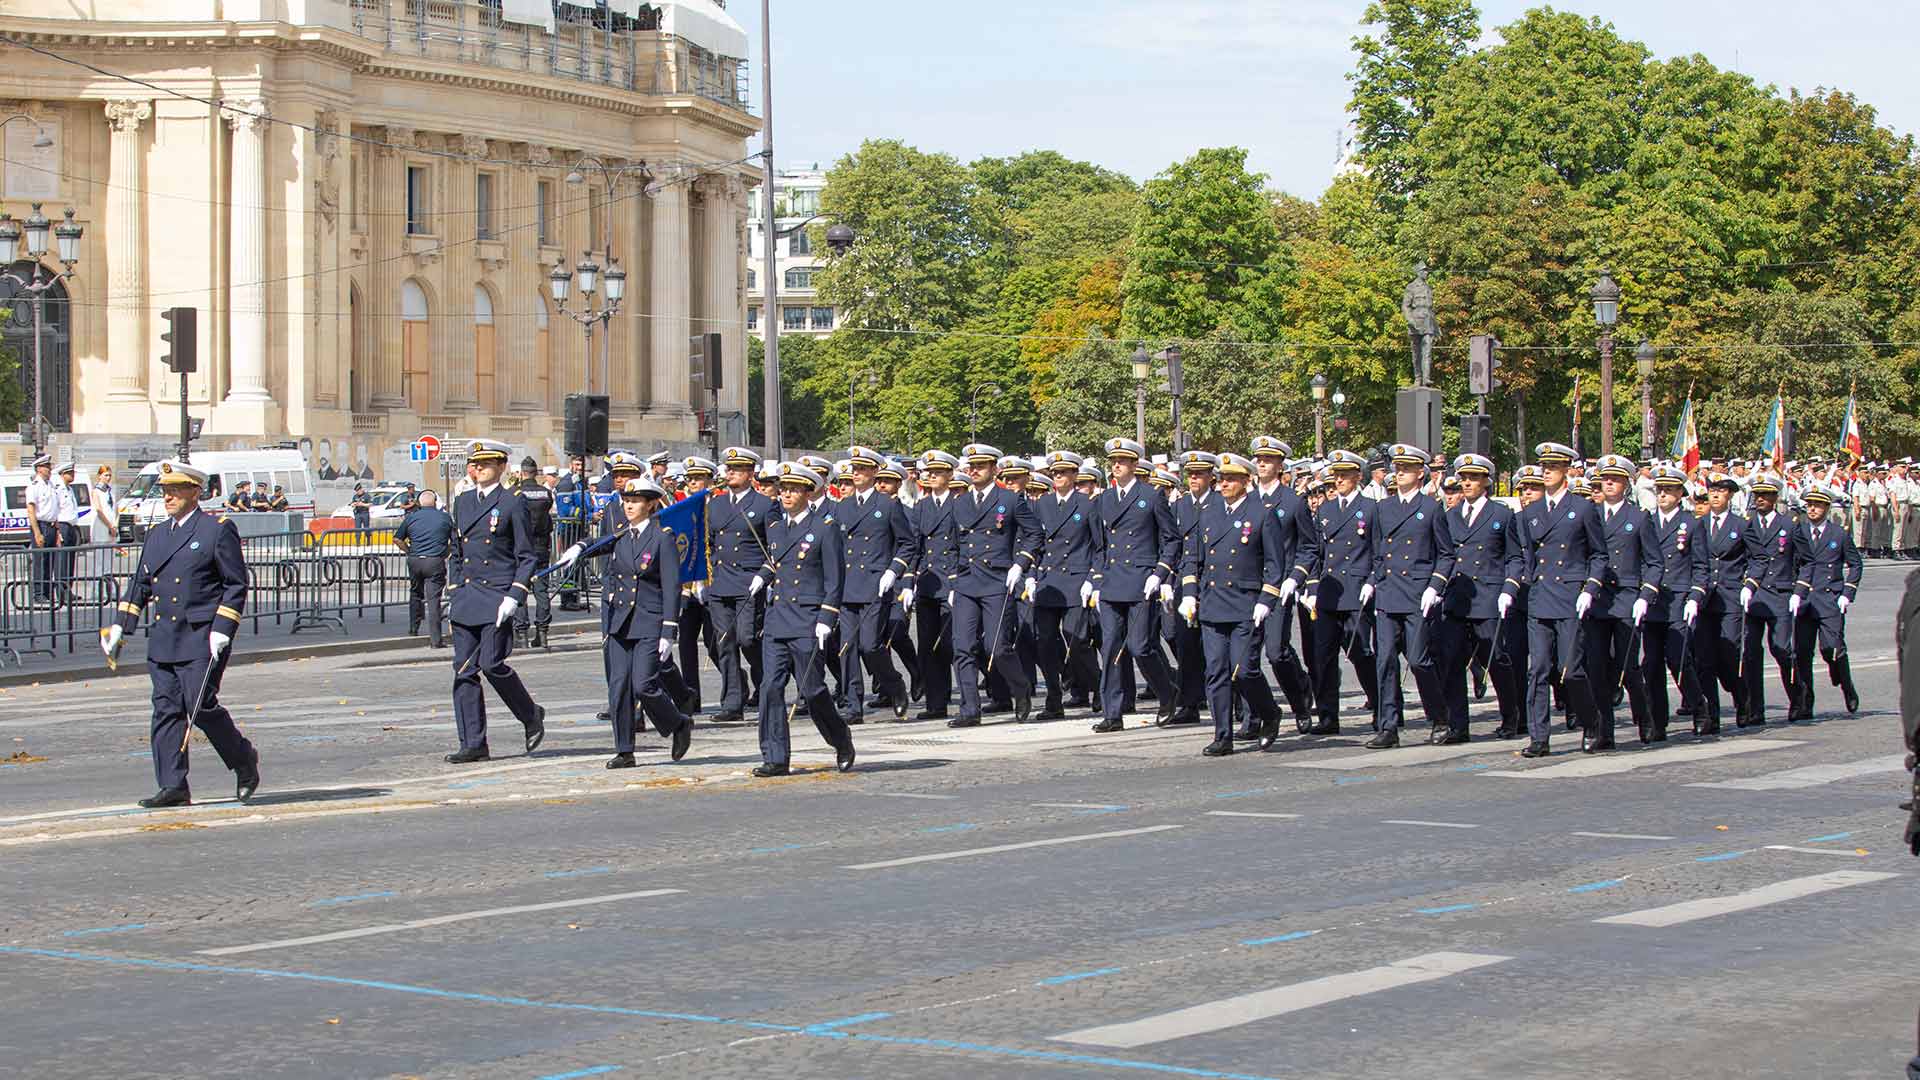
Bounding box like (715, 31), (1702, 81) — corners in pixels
(1594, 870), (1900, 928)
(1033, 802), (1128, 811)
(1282, 736), (1522, 770)
(1572, 831), (1677, 841)
(197, 888), (684, 956)
(842, 824), (1184, 871)
(1687, 754), (1908, 791)
(1051, 951), (1512, 1049)
(875, 792), (960, 800)
(1484, 740), (1803, 779)
(1382, 819), (1480, 829)
(1763, 845), (1870, 858)
(1205, 811), (1302, 820)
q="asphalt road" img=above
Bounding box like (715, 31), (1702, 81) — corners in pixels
(3, 566), (1916, 1079)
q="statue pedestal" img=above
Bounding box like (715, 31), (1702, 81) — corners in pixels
(1396, 387), (1443, 457)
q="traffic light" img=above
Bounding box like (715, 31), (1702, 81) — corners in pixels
(1468, 334), (1500, 396)
(690, 332), (723, 390)
(161, 306), (197, 374)
(564, 393), (609, 457)
(1458, 413), (1493, 457)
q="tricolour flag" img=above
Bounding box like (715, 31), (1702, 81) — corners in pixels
(1669, 394), (1700, 474)
(1759, 386), (1787, 474)
(1836, 386), (1863, 464)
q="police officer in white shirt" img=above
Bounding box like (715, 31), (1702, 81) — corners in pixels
(24, 454), (63, 604)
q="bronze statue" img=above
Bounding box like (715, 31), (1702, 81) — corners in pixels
(1401, 263), (1437, 388)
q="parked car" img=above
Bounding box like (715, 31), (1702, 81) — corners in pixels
(120, 449), (316, 539)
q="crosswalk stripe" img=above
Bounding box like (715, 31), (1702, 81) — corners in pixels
(197, 888), (685, 955)
(1594, 870), (1900, 928)
(1283, 737), (1527, 770)
(1686, 754), (1907, 791)
(842, 825), (1184, 871)
(1762, 845), (1871, 858)
(1483, 739), (1803, 779)
(1051, 951), (1511, 1048)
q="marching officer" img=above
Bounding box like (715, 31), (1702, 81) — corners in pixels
(1302, 450), (1378, 735)
(1515, 442), (1608, 757)
(910, 450), (961, 720)
(707, 447), (778, 723)
(873, 458), (923, 701)
(102, 459), (260, 808)
(1743, 476), (1801, 725)
(1178, 453), (1292, 754)
(1590, 454), (1663, 751)
(1362, 443), (1455, 749)
(1030, 450), (1103, 720)
(1164, 451), (1219, 725)
(1789, 484), (1863, 717)
(674, 455), (722, 715)
(443, 438), (547, 763)
(513, 456), (557, 647)
(837, 445), (920, 723)
(946, 444), (1043, 727)
(1696, 472), (1754, 734)
(747, 462), (856, 777)
(1435, 453), (1524, 744)
(1091, 437), (1181, 733)
(1642, 466), (1709, 742)
(1249, 435), (1318, 732)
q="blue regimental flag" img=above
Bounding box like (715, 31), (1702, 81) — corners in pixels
(656, 488), (711, 584)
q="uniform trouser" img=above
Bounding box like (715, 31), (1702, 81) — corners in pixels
(841, 599), (906, 720)
(758, 634), (851, 766)
(1311, 608), (1378, 726)
(1639, 620), (1689, 734)
(1202, 619), (1277, 741)
(1036, 602), (1096, 707)
(451, 620), (541, 750)
(353, 511), (371, 542)
(1257, 602), (1313, 718)
(147, 652), (254, 792)
(54, 522), (78, 592)
(29, 529), (56, 602)
(605, 633), (688, 753)
(1744, 603), (1795, 718)
(1168, 614), (1206, 714)
(914, 598), (954, 710)
(1016, 599), (1040, 690)
(887, 601), (919, 690)
(513, 550), (553, 632)
(1374, 610), (1443, 733)
(1696, 600), (1747, 725)
(1438, 614), (1522, 736)
(1099, 600), (1175, 722)
(1587, 617), (1649, 742)
(1790, 606), (1853, 714)
(708, 594), (762, 714)
(1526, 615), (1593, 744)
(407, 555), (447, 645)
(671, 597), (710, 709)
(952, 590), (1028, 717)
(1895, 506), (1910, 552)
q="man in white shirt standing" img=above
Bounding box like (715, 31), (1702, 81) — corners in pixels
(24, 453), (62, 605)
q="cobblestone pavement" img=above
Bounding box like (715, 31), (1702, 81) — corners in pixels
(2, 567), (1916, 1079)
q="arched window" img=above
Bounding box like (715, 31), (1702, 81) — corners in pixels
(783, 266), (813, 290)
(473, 284), (497, 412)
(401, 279), (430, 409)
(0, 262), (70, 432)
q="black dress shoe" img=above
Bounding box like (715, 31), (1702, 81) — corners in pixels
(1013, 696), (1033, 724)
(866, 692), (890, 710)
(1257, 713), (1279, 752)
(1234, 724), (1261, 741)
(1293, 711), (1314, 735)
(1091, 717), (1124, 733)
(235, 749), (261, 802)
(596, 710), (611, 723)
(1364, 729), (1399, 749)
(1843, 681), (1859, 714)
(914, 708), (949, 721)
(746, 692), (760, 708)
(845, 715), (865, 726)
(524, 706), (547, 754)
(1432, 729), (1469, 746)
(1519, 741), (1551, 759)
(712, 710), (745, 725)
(1304, 720), (1340, 736)
(1035, 706), (1067, 722)
(671, 723), (692, 762)
(891, 688), (911, 721)
(1564, 716), (1579, 731)
(1174, 709), (1204, 726)
(909, 675), (924, 702)
(837, 745), (856, 773)
(985, 700), (1012, 715)
(1736, 715), (1766, 728)
(751, 763), (790, 778)
(1153, 703), (1180, 728)
(606, 752), (636, 769)
(947, 715), (981, 728)
(445, 745), (490, 764)
(1201, 737), (1233, 757)
(1581, 736), (1615, 754)
(138, 787), (191, 809)
(1472, 667), (1487, 700)
(1646, 723), (1668, 742)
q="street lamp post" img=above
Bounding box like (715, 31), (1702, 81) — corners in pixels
(1592, 270), (1621, 455)
(563, 156), (648, 397)
(1332, 390), (1348, 437)
(548, 248), (626, 407)
(1155, 346), (1185, 453)
(0, 203), (83, 455)
(1636, 339), (1656, 455)
(1311, 373), (1328, 457)
(969, 382), (1000, 444)
(1130, 347), (1150, 446)
(848, 370), (878, 443)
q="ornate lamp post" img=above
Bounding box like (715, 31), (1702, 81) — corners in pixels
(1636, 339), (1656, 455)
(0, 203), (83, 454)
(563, 157), (648, 397)
(1311, 372), (1328, 457)
(548, 248), (626, 402)
(1591, 270), (1621, 454)
(1130, 346), (1151, 446)
(1154, 346), (1184, 453)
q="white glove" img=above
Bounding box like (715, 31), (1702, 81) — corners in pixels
(1497, 593), (1513, 619)
(1420, 587), (1440, 616)
(1740, 586), (1753, 611)
(1788, 594), (1802, 617)
(1837, 595), (1851, 614)
(945, 591), (955, 608)
(1079, 580), (1094, 605)
(1159, 583), (1174, 604)
(1004, 565), (1024, 593)
(209, 630), (230, 657)
(814, 622), (832, 648)
(878, 570), (896, 596)
(1575, 591), (1593, 619)
(1144, 574), (1162, 600)
(1683, 598), (1699, 626)
(1021, 577), (1036, 603)
(1632, 597), (1649, 625)
(1252, 602), (1270, 627)
(899, 587), (915, 612)
(657, 637), (673, 661)
(1278, 579), (1298, 605)
(1358, 583), (1374, 608)
(1301, 592), (1317, 615)
(554, 542), (585, 569)
(1178, 596), (1198, 622)
(691, 581), (705, 603)
(749, 575), (766, 597)
(102, 624), (124, 657)
(496, 595), (519, 626)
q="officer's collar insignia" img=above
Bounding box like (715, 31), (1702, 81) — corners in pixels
(1492, 521), (1501, 530)
(1073, 512), (1081, 521)
(1567, 511), (1576, 519)
(1624, 522), (1634, 532)
(189, 540), (200, 550)
(805, 533), (815, 543)
(873, 510), (883, 518)
(1137, 499), (1147, 508)
(1416, 511), (1424, 520)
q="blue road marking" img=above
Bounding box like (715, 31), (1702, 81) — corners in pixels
(1805, 832), (1852, 843)
(1567, 880), (1624, 894)
(802, 1012), (893, 1037)
(61, 924), (147, 937)
(544, 867), (612, 879)
(308, 891), (396, 907)
(446, 778), (507, 790)
(1037, 968), (1123, 986)
(1454, 763), (1493, 772)
(1212, 789), (1266, 800)
(534, 1067), (622, 1080)
(920, 823), (978, 834)
(289, 735), (338, 743)
(1415, 903), (1478, 915)
(748, 842), (828, 854)
(1076, 807), (1127, 815)
(846, 1033), (1289, 1080)
(1332, 776), (1377, 786)
(1241, 930), (1316, 946)
(1696, 851), (1750, 862)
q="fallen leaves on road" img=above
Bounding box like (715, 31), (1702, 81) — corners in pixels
(1714, 825), (1729, 831)
(138, 821), (206, 832)
(326, 1018), (341, 1025)
(5, 750), (49, 764)
(542, 798), (579, 805)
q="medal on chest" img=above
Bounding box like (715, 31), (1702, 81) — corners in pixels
(488, 508), (500, 533)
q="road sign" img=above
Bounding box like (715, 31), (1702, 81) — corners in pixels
(410, 435), (442, 463)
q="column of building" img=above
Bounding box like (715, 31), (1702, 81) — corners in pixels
(370, 129), (408, 407)
(223, 99), (273, 405)
(103, 99), (151, 412)
(441, 136), (481, 411)
(648, 172), (690, 419)
(700, 173), (743, 418)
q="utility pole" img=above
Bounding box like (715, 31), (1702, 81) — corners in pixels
(758, 0), (782, 461)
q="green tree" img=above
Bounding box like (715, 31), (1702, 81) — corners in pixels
(1121, 147), (1292, 343)
(0, 311), (17, 432)
(1347, 0), (1481, 201)
(1036, 335), (1158, 453)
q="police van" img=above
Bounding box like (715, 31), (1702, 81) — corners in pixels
(0, 470), (94, 547)
(120, 449), (316, 539)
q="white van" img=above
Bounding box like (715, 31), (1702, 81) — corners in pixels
(0, 470), (93, 547)
(121, 449), (316, 538)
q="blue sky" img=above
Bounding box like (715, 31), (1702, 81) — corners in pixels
(736, 0), (1920, 198)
